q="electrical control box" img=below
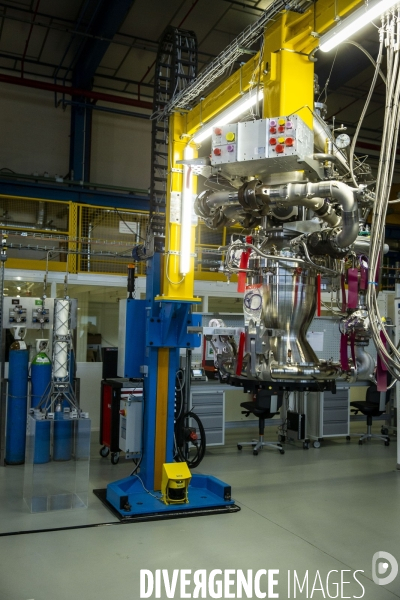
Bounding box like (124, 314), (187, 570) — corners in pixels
(119, 391), (143, 459)
(210, 115), (314, 178)
(237, 119), (268, 161)
(211, 124), (238, 165)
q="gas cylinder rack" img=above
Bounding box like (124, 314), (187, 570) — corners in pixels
(0, 296), (79, 467)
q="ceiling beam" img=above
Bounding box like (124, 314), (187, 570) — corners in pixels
(0, 72), (153, 109)
(73, 0), (136, 89)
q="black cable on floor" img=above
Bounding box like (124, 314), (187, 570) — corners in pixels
(0, 521), (123, 537)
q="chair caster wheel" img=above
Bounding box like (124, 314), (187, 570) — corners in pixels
(358, 440), (363, 445)
(279, 449), (285, 455)
(253, 450), (258, 456)
(111, 452), (120, 465)
(99, 446), (110, 458)
(381, 427), (389, 435)
(237, 444), (242, 451)
(313, 441), (321, 448)
(346, 436), (351, 441)
(385, 440), (390, 446)
(303, 442), (309, 450)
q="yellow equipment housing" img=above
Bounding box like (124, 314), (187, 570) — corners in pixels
(161, 462), (192, 505)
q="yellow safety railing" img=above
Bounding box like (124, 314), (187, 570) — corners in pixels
(1, 194), (236, 280)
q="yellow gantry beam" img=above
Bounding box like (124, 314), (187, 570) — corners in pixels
(185, 0), (365, 136)
(161, 0), (366, 302)
(157, 112), (200, 302)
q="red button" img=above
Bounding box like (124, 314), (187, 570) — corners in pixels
(269, 138), (277, 145)
(214, 128), (222, 136)
(285, 137), (294, 147)
(275, 144), (284, 154)
(278, 126), (285, 133)
(269, 127), (276, 134)
(213, 148), (222, 156)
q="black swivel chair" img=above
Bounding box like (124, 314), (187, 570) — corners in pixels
(237, 390), (285, 455)
(350, 382), (391, 446)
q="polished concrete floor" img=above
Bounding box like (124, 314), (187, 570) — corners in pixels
(0, 424), (399, 600)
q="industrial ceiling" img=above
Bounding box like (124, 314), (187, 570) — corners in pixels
(0, 1), (393, 176)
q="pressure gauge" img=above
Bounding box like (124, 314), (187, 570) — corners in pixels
(336, 133), (351, 149)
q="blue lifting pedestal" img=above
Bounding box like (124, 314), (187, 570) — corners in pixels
(104, 253), (238, 521)
(106, 474), (236, 520)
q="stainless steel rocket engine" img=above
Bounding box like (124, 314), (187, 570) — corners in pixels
(189, 111), (383, 393)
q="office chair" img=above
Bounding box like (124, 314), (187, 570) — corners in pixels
(237, 390), (285, 455)
(350, 382), (391, 446)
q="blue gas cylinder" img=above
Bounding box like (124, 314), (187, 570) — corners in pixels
(6, 344), (29, 465)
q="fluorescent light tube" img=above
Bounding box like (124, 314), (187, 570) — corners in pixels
(192, 89), (264, 144)
(319, 0), (399, 52)
(180, 146), (194, 275)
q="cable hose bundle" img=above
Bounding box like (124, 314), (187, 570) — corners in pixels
(174, 371), (206, 468)
(175, 411), (206, 469)
(367, 8), (400, 381)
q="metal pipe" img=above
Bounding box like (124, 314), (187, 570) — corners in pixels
(313, 153), (345, 167)
(269, 362), (344, 380)
(336, 209), (360, 248)
(354, 346), (375, 381)
(0, 221), (58, 232)
(222, 206), (246, 221)
(353, 238), (389, 255)
(36, 201), (46, 227)
(59, 100), (150, 120)
(0, 73), (153, 110)
(280, 181), (359, 249)
(205, 190), (239, 207)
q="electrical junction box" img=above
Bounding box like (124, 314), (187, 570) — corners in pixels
(237, 119), (268, 161)
(211, 124), (238, 165)
(119, 391), (143, 459)
(210, 115), (314, 179)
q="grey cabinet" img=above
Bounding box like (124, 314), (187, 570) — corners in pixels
(189, 388), (225, 446)
(306, 387), (349, 440)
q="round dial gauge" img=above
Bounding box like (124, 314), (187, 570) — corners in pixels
(336, 133), (351, 149)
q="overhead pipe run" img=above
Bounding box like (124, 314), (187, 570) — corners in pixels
(196, 180), (360, 255)
(0, 74), (153, 110)
(60, 100), (150, 120)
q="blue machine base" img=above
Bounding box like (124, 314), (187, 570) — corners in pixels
(105, 474), (236, 519)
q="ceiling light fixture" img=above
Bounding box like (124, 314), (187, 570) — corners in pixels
(192, 89), (264, 144)
(319, 0), (399, 52)
(180, 145), (194, 275)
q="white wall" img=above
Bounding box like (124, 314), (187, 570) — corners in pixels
(91, 108), (151, 190)
(0, 83), (151, 190)
(0, 84), (70, 177)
